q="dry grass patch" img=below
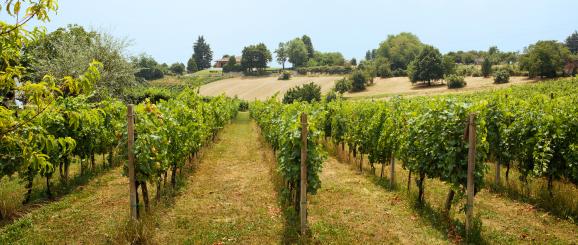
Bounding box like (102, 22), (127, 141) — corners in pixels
(199, 75), (342, 100)
(0, 167), (129, 244)
(345, 76), (537, 99)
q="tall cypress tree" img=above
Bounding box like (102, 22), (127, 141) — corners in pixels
(192, 36), (213, 70)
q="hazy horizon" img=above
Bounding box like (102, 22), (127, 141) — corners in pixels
(26, 0), (578, 66)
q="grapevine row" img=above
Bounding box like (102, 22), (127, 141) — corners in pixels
(250, 98), (327, 209)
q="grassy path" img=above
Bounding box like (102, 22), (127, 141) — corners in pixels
(0, 167), (129, 244)
(153, 112), (284, 244)
(308, 157), (450, 244)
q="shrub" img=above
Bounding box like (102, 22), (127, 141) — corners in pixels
(482, 58), (492, 77)
(376, 64), (392, 78)
(456, 65), (480, 77)
(295, 65), (352, 75)
(278, 70), (291, 80)
(282, 82), (321, 104)
(392, 68), (407, 77)
(325, 89), (338, 102)
(334, 78), (352, 94)
(238, 100), (249, 111)
(446, 74), (466, 89)
(493, 69), (510, 84)
(350, 70), (367, 92)
(243, 70), (271, 76)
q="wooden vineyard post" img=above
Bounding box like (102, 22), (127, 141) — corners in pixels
(466, 113), (476, 236)
(127, 104), (138, 220)
(300, 113), (308, 235)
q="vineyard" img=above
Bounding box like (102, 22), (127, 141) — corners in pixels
(2, 1), (578, 244)
(247, 77), (578, 243)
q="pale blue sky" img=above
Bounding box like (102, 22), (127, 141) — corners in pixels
(27, 0), (578, 66)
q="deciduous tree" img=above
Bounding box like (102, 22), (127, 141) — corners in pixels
(286, 38), (309, 68)
(519, 40), (571, 78)
(407, 45), (444, 85)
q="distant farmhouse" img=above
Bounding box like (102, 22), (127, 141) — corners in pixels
(214, 56), (242, 68)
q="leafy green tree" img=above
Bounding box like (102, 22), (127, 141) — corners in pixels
(302, 35), (315, 58)
(275, 42), (288, 69)
(377, 32), (424, 71)
(519, 40), (571, 78)
(365, 50), (372, 61)
(407, 45), (444, 85)
(350, 69), (367, 91)
(286, 38), (309, 68)
(565, 31), (578, 54)
(282, 82), (321, 104)
(241, 43), (272, 72)
(307, 52), (346, 66)
(132, 54), (164, 81)
(442, 55), (456, 75)
(192, 36), (213, 70)
(28, 24), (136, 99)
(187, 57), (198, 73)
(170, 62), (185, 75)
(482, 58), (492, 77)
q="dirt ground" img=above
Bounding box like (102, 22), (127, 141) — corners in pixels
(199, 75), (343, 101)
(344, 76), (538, 99)
(199, 75), (538, 101)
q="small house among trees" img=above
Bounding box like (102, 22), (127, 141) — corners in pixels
(214, 56), (242, 68)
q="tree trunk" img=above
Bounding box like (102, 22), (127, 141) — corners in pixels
(91, 153), (96, 172)
(294, 182), (300, 212)
(108, 147), (114, 167)
(102, 154), (106, 168)
(505, 162), (510, 183)
(135, 181), (140, 218)
(80, 157), (84, 176)
(64, 156), (70, 182)
(380, 163), (385, 178)
(164, 171), (168, 188)
(46, 175), (52, 199)
(23, 168), (34, 204)
(444, 189), (455, 214)
(417, 172), (425, 204)
(59, 160), (64, 182)
(171, 165), (177, 188)
(141, 181), (150, 212)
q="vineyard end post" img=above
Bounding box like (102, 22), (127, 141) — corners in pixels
(300, 112), (308, 235)
(466, 113), (476, 236)
(127, 104), (138, 220)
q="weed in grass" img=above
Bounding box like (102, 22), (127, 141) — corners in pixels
(0, 177), (25, 220)
(111, 216), (156, 245)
